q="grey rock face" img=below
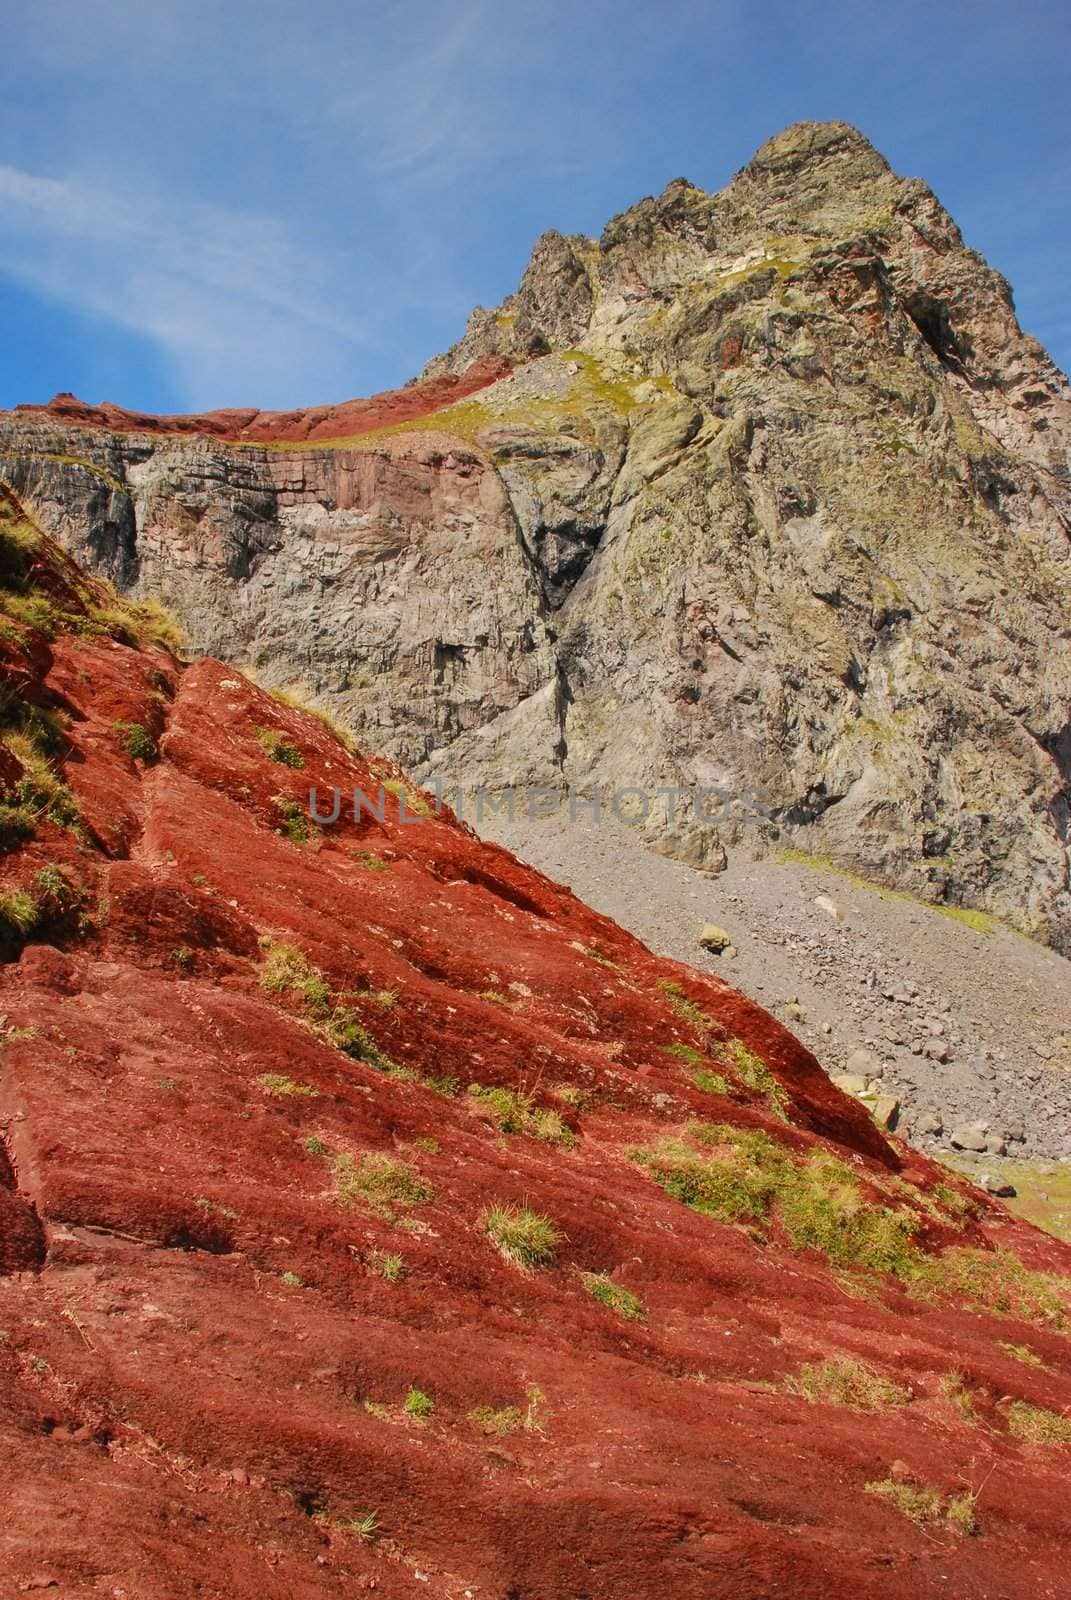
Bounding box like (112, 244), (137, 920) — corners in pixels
(1, 119), (1069, 948)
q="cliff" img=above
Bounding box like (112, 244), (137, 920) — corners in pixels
(1, 119), (1069, 949)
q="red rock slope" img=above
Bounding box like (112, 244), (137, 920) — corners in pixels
(12, 355), (512, 443)
(1, 488), (1071, 1599)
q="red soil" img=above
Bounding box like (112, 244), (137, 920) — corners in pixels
(2, 513), (1071, 1597)
(10, 356), (513, 444)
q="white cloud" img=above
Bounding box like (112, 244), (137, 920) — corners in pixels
(0, 162), (368, 408)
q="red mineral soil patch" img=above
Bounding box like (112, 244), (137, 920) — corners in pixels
(1, 495), (1071, 1598)
(8, 356), (513, 444)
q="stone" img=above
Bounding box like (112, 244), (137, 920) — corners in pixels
(863, 1093), (901, 1130)
(916, 1111), (943, 1136)
(845, 1047), (882, 1079)
(697, 924), (733, 953)
(950, 1127), (988, 1152)
(813, 894), (843, 920)
(831, 1073), (869, 1096)
(978, 1172), (1018, 1198)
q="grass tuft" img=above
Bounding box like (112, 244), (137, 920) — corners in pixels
(580, 1271), (644, 1320)
(254, 725), (304, 767)
(332, 1153), (432, 1214)
(403, 1387), (434, 1418)
(786, 1355), (910, 1410)
(484, 1202), (561, 1269)
(258, 1073), (317, 1098)
(468, 1082), (575, 1146)
(866, 1476), (977, 1534)
(1006, 1401), (1071, 1446)
(998, 1340), (1046, 1368)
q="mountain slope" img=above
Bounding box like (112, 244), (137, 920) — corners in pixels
(1, 119), (1069, 951)
(2, 491), (1071, 1597)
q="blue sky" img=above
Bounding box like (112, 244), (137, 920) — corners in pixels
(1, 0), (1068, 413)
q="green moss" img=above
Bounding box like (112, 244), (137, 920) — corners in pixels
(693, 1068), (731, 1095)
(726, 1037), (790, 1115)
(403, 1387), (434, 1418)
(655, 978), (717, 1032)
(908, 1247), (1069, 1329)
(658, 1042), (704, 1067)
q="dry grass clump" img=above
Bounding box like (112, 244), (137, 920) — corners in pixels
(866, 1475), (977, 1534)
(1006, 1401), (1071, 1446)
(786, 1355), (910, 1410)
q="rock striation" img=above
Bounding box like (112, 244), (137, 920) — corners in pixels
(1, 120), (1069, 948)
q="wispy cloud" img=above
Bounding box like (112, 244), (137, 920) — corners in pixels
(0, 162), (368, 408)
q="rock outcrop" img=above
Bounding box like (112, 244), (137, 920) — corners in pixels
(4, 489), (1071, 1596)
(1, 120), (1069, 949)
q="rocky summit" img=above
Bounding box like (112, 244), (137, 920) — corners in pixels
(3, 488), (1071, 1598)
(2, 120), (1069, 952)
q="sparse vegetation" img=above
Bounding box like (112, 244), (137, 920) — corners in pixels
(659, 1041), (704, 1067)
(254, 726), (304, 767)
(693, 1068), (731, 1095)
(115, 721), (157, 763)
(403, 1387), (434, 1418)
(908, 1247), (1069, 1328)
(332, 1152), (432, 1214)
(786, 1355), (910, 1410)
(259, 941), (400, 1072)
(169, 946), (193, 970)
(725, 1037), (790, 1114)
(349, 849), (390, 871)
(314, 1509), (379, 1541)
(484, 1202), (561, 1269)
(998, 1340), (1046, 1368)
(1006, 1401), (1071, 1446)
(271, 794), (310, 844)
(280, 1270), (302, 1287)
(580, 1271), (644, 1320)
(582, 945), (618, 969)
(468, 1403), (523, 1434)
(258, 1072), (318, 1098)
(0, 889), (39, 940)
(468, 1082), (575, 1146)
(367, 1249), (405, 1282)
(422, 1073), (460, 1097)
(939, 1370), (978, 1422)
(656, 978), (716, 1031)
(865, 1475), (977, 1534)
(630, 1123), (920, 1275)
(303, 1135), (330, 1156)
